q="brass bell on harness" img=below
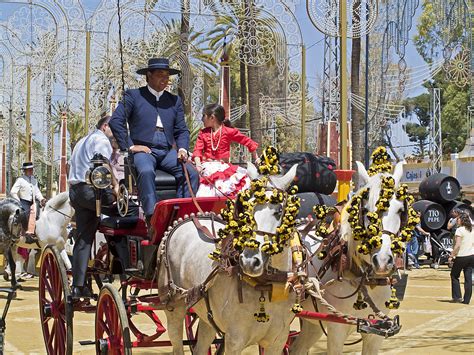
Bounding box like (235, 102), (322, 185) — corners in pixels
(254, 295), (270, 323)
(385, 287), (400, 309)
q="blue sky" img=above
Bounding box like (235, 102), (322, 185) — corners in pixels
(0, 0), (431, 158)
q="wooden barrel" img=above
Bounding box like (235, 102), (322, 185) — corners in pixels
(419, 173), (461, 203)
(296, 192), (337, 219)
(412, 200), (447, 232)
(433, 229), (453, 251)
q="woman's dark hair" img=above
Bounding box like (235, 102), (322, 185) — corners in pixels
(203, 103), (232, 127)
(458, 212), (472, 232)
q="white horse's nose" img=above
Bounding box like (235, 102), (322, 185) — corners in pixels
(239, 253), (264, 277)
(372, 253), (394, 273)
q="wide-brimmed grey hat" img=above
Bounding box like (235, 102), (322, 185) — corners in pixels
(22, 162), (34, 169)
(136, 58), (180, 76)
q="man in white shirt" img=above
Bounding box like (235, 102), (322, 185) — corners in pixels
(68, 116), (119, 299)
(10, 162), (46, 222)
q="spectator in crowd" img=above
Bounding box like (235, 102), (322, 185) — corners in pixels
(447, 208), (462, 232)
(407, 220), (430, 269)
(448, 212), (474, 304)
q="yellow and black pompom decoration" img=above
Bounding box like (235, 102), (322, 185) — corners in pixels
(291, 303), (303, 314)
(367, 147), (392, 176)
(353, 291), (368, 310)
(385, 287), (400, 309)
(345, 146), (418, 256)
(210, 146), (301, 261)
(258, 146), (281, 176)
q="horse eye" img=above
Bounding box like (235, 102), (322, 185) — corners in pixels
(273, 206), (283, 217)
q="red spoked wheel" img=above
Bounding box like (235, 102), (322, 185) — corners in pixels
(39, 245), (73, 355)
(95, 283), (132, 355)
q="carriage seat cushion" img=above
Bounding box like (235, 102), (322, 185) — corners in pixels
(154, 169), (176, 189)
(100, 216), (139, 229)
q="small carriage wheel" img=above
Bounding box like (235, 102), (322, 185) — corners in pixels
(117, 183), (129, 217)
(185, 310), (224, 354)
(95, 283), (132, 355)
(39, 245), (73, 355)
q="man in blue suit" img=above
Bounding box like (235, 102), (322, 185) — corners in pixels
(110, 58), (199, 225)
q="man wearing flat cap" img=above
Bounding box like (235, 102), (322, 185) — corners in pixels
(10, 162), (46, 233)
(110, 58), (199, 228)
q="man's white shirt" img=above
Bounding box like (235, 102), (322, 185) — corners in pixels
(68, 129), (113, 185)
(10, 175), (44, 202)
(147, 85), (164, 128)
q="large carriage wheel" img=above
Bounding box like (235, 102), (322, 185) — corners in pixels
(95, 283), (132, 354)
(39, 245), (73, 355)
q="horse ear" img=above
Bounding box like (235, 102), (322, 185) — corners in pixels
(272, 164), (298, 191)
(393, 161), (405, 187)
(356, 161), (369, 186)
(247, 162), (259, 180)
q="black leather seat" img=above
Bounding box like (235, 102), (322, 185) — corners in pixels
(124, 156), (177, 200)
(154, 169), (177, 200)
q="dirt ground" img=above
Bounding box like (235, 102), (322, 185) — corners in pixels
(1, 264), (473, 354)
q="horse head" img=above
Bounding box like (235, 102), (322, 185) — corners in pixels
(343, 150), (417, 277)
(0, 198), (28, 242)
(234, 162), (299, 278)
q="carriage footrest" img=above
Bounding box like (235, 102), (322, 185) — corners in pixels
(78, 340), (96, 346)
(357, 315), (401, 338)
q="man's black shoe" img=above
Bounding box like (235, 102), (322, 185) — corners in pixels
(71, 286), (93, 300)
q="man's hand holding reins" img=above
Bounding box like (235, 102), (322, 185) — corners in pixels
(129, 145), (151, 154)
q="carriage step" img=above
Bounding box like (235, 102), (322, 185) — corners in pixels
(78, 340), (95, 346)
(357, 315), (401, 338)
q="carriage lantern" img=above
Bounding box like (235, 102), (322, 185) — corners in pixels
(85, 153), (113, 217)
(85, 153), (112, 189)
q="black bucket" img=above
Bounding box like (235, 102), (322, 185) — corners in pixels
(412, 200), (447, 232)
(419, 173), (461, 203)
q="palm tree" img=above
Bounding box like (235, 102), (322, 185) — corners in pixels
(51, 101), (86, 153)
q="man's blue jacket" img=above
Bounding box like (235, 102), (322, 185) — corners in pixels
(109, 87), (190, 152)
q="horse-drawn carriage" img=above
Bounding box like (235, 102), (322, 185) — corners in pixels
(38, 146), (407, 354)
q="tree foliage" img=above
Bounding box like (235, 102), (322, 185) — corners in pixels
(409, 0), (470, 155)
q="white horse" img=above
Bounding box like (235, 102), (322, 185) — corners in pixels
(16, 192), (74, 270)
(291, 161), (407, 354)
(158, 163), (300, 355)
(0, 198), (29, 289)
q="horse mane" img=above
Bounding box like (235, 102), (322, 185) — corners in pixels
(45, 192), (70, 211)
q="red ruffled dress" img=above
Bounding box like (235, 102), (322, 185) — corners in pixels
(193, 126), (258, 197)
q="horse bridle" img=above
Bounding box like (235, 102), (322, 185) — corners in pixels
(233, 183), (289, 246)
(358, 198), (409, 243)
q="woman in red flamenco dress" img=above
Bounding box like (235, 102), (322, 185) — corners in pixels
(193, 103), (259, 197)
